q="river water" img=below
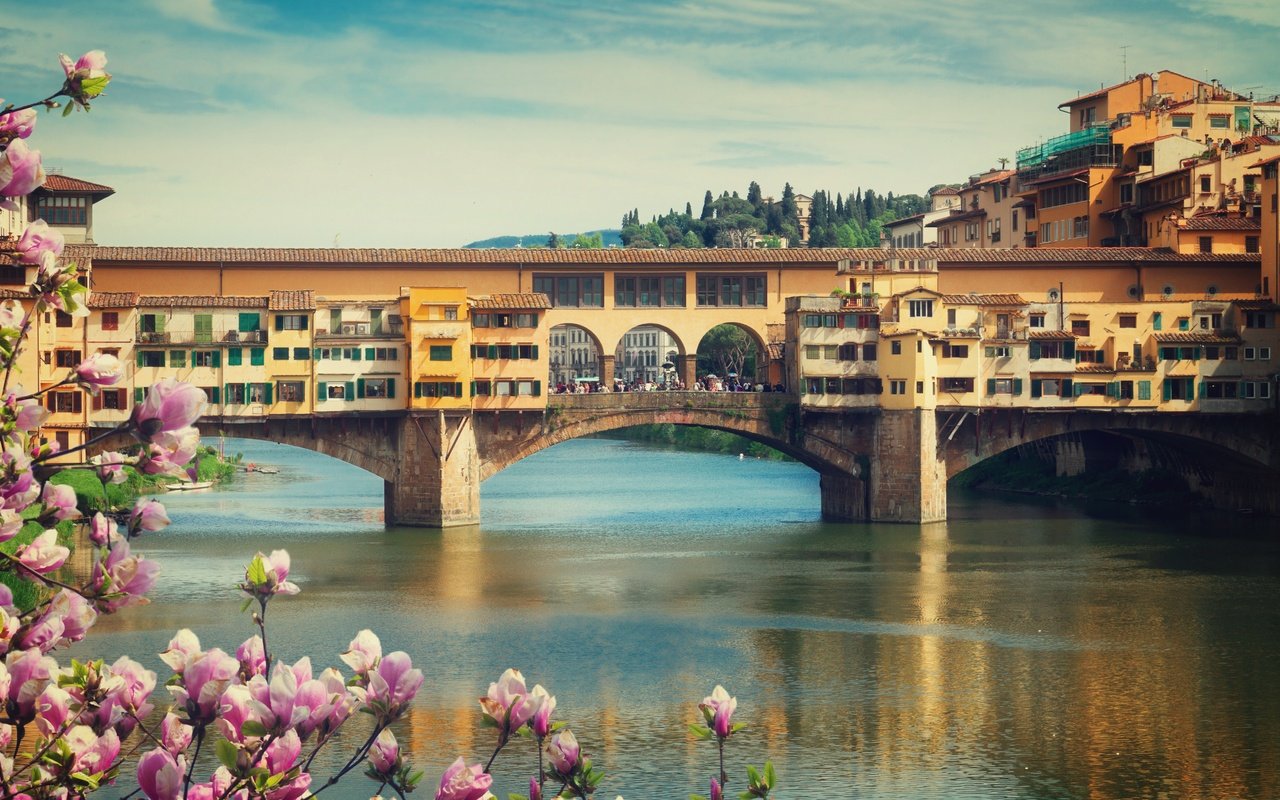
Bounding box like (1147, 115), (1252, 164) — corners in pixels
(75, 437), (1280, 799)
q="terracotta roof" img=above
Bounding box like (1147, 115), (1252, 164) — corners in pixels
(1075, 364), (1116, 373)
(1023, 167), (1090, 186)
(930, 187), (960, 196)
(269, 290), (315, 311)
(1027, 330), (1079, 340)
(469, 293), (552, 310)
(1249, 155), (1280, 169)
(87, 291), (138, 308)
(1233, 299), (1280, 311)
(1153, 331), (1242, 344)
(929, 330), (982, 340)
(1180, 215), (1260, 231)
(970, 170), (1015, 187)
(37, 174), (115, 195)
(0, 289), (27, 300)
(925, 208), (986, 226)
(66, 245), (1261, 268)
(138, 295), (268, 308)
(939, 293), (1027, 306)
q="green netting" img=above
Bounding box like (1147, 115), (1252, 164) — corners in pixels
(1017, 124), (1111, 170)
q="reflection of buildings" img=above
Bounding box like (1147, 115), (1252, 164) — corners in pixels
(615, 326), (680, 384)
(549, 324), (600, 383)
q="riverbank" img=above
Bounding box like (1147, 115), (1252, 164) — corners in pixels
(48, 445), (239, 513)
(597, 424), (793, 460)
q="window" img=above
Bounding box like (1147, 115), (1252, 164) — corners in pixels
(194, 351), (215, 367)
(194, 314), (213, 344)
(101, 312), (119, 331)
(907, 299), (933, 318)
(837, 344), (858, 361)
(277, 381), (305, 402)
(293, 347), (310, 361)
(1209, 115), (1230, 129)
(56, 311), (73, 328)
(1244, 311), (1275, 329)
(1244, 347), (1272, 361)
(890, 380), (907, 395)
(694, 274), (766, 307)
(1120, 183), (1134, 205)
(365, 379), (390, 398)
(965, 222), (978, 241)
(1039, 183), (1088, 209)
(415, 381), (465, 398)
(275, 314), (309, 331)
(1198, 236), (1213, 253)
(444, 307), (458, 321)
(169, 350), (186, 368)
(985, 345), (1011, 358)
(1119, 314), (1137, 328)
(939, 377), (974, 393)
(1029, 340), (1074, 360)
(52, 391), (83, 413)
(1200, 175), (1212, 193)
(1030, 378), (1073, 398)
(891, 341), (902, 355)
(1246, 236), (1260, 254)
(1029, 314), (1045, 328)
(139, 350), (165, 367)
(1072, 216), (1089, 239)
(940, 343), (968, 358)
(35, 195), (88, 225)
(248, 383), (268, 403)
(947, 309), (957, 326)
(55, 349), (81, 368)
(1243, 381), (1273, 399)
(100, 389), (126, 409)
(987, 378), (1022, 395)
(273, 347), (289, 360)
(1075, 349), (1105, 364)
(515, 313), (538, 328)
(532, 274), (604, 308)
(1163, 377), (1194, 400)
(327, 384), (346, 399)
(1171, 115), (1192, 129)
(1203, 381), (1239, 399)
(862, 343), (877, 361)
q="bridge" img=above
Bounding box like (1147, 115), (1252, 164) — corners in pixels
(96, 393), (1280, 526)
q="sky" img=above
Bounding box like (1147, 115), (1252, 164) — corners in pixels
(3, 0), (1279, 248)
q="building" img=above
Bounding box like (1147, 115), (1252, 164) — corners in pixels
(0, 172), (114, 246)
(883, 187), (964, 250)
(313, 297), (406, 412)
(469, 293), (550, 407)
(928, 169), (1021, 249)
(403, 287), (471, 410)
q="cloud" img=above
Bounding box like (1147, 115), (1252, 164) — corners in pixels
(145, 0), (241, 33)
(701, 141), (839, 169)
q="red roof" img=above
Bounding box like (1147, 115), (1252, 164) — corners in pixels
(38, 174), (115, 196)
(469, 293), (552, 310)
(939, 293), (1027, 306)
(930, 187), (960, 196)
(1180, 215), (1260, 231)
(87, 291), (139, 309)
(269, 290), (315, 311)
(139, 295), (268, 308)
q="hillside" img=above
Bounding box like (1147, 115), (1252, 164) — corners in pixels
(463, 230), (622, 249)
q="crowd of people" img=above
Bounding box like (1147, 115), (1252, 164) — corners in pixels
(552, 376), (786, 394)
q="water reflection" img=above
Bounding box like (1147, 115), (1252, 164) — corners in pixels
(69, 438), (1280, 799)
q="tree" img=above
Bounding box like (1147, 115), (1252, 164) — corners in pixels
(685, 201), (693, 217)
(700, 190), (714, 220)
(747, 181), (763, 208)
(571, 232), (603, 248)
(547, 232), (562, 249)
(697, 324), (760, 380)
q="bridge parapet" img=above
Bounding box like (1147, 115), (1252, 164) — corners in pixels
(547, 391), (796, 413)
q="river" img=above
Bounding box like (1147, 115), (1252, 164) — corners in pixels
(73, 437), (1280, 799)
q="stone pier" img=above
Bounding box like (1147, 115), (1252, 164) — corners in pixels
(385, 410), (480, 527)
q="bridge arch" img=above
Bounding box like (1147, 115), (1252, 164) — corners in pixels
(548, 323), (605, 385)
(693, 322), (770, 385)
(612, 323), (686, 386)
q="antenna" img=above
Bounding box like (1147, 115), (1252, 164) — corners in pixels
(1120, 44), (1130, 80)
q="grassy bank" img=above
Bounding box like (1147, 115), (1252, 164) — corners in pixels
(952, 451), (1204, 509)
(597, 424), (792, 461)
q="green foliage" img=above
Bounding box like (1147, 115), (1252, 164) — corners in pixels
(697, 324), (758, 379)
(599, 424), (791, 461)
(570, 232), (603, 249)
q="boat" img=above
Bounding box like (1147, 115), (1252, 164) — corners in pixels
(168, 481), (214, 491)
(252, 467), (279, 475)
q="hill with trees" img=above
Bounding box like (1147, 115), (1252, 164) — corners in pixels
(618, 181), (930, 248)
(463, 230), (622, 249)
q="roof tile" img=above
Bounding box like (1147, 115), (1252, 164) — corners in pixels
(87, 291), (139, 309)
(138, 295), (268, 308)
(939, 293), (1027, 306)
(1153, 331), (1242, 344)
(269, 290), (315, 311)
(38, 174), (115, 194)
(469, 293), (552, 310)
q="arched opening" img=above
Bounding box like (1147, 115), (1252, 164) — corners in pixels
(547, 324), (603, 388)
(613, 324), (685, 388)
(694, 323), (771, 390)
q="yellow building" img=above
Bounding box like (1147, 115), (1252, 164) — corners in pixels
(313, 297), (406, 412)
(468, 293), (551, 409)
(266, 290), (316, 416)
(404, 287), (471, 410)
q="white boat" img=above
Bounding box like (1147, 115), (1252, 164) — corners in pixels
(170, 480), (213, 490)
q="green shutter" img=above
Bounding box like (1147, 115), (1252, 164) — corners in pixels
(346, 381), (356, 399)
(191, 349), (198, 364)
(154, 315), (165, 334)
(210, 386), (220, 404)
(228, 348), (242, 366)
(1063, 341), (1075, 360)
(357, 378), (366, 398)
(1153, 312), (1162, 331)
(531, 345), (539, 360)
(134, 387), (144, 404)
(387, 378), (395, 398)
(301, 316), (309, 331)
(275, 315), (284, 331)
(1029, 341), (1041, 359)
(264, 383), (273, 404)
(169, 351), (182, 367)
(136, 351), (145, 368)
(488, 344), (498, 359)
(365, 347), (375, 361)
(318, 382), (327, 398)
(455, 382), (463, 398)
(469, 381), (476, 397)
(1073, 382), (1084, 397)
(1197, 379), (1205, 399)
(244, 383), (250, 403)
(224, 383), (233, 402)
(1106, 381), (1117, 399)
(313, 347), (321, 360)
(239, 313), (259, 333)
(194, 314), (213, 343)
(533, 380), (542, 397)
(1162, 380), (1171, 401)
(212, 351), (221, 368)
(414, 382), (422, 398)
(352, 348), (362, 361)
(1012, 378), (1022, 396)
(1062, 379), (1073, 397)
(1031, 380), (1042, 398)
(1139, 380), (1151, 400)
(251, 348), (264, 366)
(986, 378), (996, 395)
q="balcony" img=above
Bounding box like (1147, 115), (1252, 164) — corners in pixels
(316, 323), (403, 339)
(1016, 124), (1116, 182)
(136, 329), (268, 345)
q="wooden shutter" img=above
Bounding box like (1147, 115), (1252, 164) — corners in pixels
(533, 380), (541, 397)
(365, 347), (375, 361)
(1029, 341), (1040, 359)
(210, 386), (220, 404)
(346, 381), (356, 399)
(318, 382), (327, 398)
(356, 378), (366, 398)
(986, 378), (996, 395)
(212, 351), (221, 368)
(386, 378), (395, 398)
(135, 387), (144, 405)
(1012, 378), (1022, 396)
(92, 392), (103, 410)
(1030, 380), (1042, 398)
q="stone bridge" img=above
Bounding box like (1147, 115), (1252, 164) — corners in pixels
(94, 395), (1280, 526)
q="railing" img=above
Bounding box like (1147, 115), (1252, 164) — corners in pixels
(315, 326), (402, 339)
(136, 329), (268, 345)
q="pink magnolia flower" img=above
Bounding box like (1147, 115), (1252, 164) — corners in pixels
(34, 684), (74, 737)
(18, 589), (96, 652)
(6, 647), (58, 722)
(359, 651), (423, 724)
(480, 668), (540, 736)
(710, 777), (723, 800)
(699, 685), (738, 739)
(264, 730), (312, 800)
(59, 50), (111, 108)
(216, 683), (269, 745)
(529, 684), (556, 738)
(186, 767), (246, 800)
(95, 451), (128, 485)
(76, 352), (122, 391)
(545, 729), (581, 778)
(434, 757), (493, 800)
(160, 711), (192, 755)
(90, 539), (160, 613)
(96, 656), (157, 737)
(369, 728), (400, 777)
(340, 629), (382, 677)
(15, 529), (70, 575)
(236, 634), (266, 678)
(41, 481), (80, 523)
(241, 549), (299, 600)
(0, 139), (44, 205)
(130, 378), (206, 442)
(293, 674), (340, 741)
(1, 467), (40, 513)
(137, 747), (185, 800)
(170, 647), (237, 724)
(89, 511), (121, 547)
(158, 629), (202, 674)
(0, 107), (36, 140)
(0, 509), (24, 544)
(14, 395), (49, 432)
(128, 498), (170, 534)
(313, 667), (355, 741)
(529, 777), (542, 800)
(15, 220), (62, 264)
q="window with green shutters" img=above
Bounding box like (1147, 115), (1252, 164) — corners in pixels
(365, 347), (375, 361)
(1152, 312), (1162, 331)
(169, 350), (186, 368)
(429, 345), (452, 361)
(250, 348), (265, 366)
(228, 348), (242, 366)
(238, 313), (261, 333)
(1138, 380), (1151, 400)
(194, 314), (213, 344)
